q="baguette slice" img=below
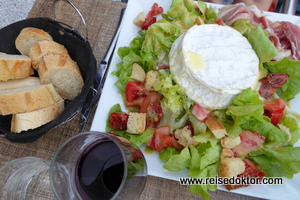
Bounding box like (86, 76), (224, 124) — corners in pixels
(11, 99), (64, 133)
(29, 40), (69, 68)
(0, 84), (62, 115)
(15, 27), (53, 56)
(0, 76), (40, 91)
(36, 54), (84, 100)
(0, 52), (33, 81)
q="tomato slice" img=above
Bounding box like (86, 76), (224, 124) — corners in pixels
(146, 104), (163, 128)
(109, 111), (129, 130)
(191, 103), (212, 122)
(148, 126), (183, 152)
(139, 91), (161, 113)
(147, 3), (164, 17)
(263, 98), (286, 125)
(125, 82), (148, 107)
(141, 3), (163, 30)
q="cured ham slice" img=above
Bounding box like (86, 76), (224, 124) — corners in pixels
(231, 130), (265, 157)
(219, 4), (300, 61)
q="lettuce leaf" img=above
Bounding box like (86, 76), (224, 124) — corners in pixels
(248, 146), (300, 179)
(264, 57), (300, 101)
(226, 88), (264, 137)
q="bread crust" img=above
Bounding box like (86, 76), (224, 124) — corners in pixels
(0, 53), (33, 81)
(29, 40), (69, 68)
(11, 99), (64, 133)
(0, 84), (62, 115)
(15, 27), (53, 56)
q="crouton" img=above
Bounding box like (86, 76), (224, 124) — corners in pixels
(221, 136), (241, 149)
(205, 118), (227, 139)
(145, 70), (161, 91)
(126, 112), (146, 134)
(131, 63), (146, 82)
(219, 149), (245, 178)
(174, 126), (199, 147)
(133, 12), (146, 27)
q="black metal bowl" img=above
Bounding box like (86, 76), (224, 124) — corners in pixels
(0, 17), (97, 143)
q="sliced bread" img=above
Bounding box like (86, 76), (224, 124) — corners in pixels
(0, 84), (62, 115)
(0, 76), (40, 90)
(29, 40), (69, 68)
(0, 52), (33, 81)
(11, 99), (64, 133)
(15, 27), (53, 56)
(36, 54), (84, 100)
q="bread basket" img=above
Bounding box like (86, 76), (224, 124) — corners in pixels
(0, 0), (97, 143)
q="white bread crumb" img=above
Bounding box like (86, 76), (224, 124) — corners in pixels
(174, 126), (199, 147)
(221, 136), (241, 149)
(126, 112), (146, 134)
(205, 118), (227, 139)
(131, 63), (146, 82)
(145, 70), (161, 91)
(133, 12), (146, 27)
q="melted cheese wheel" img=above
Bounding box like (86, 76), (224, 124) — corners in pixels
(169, 24), (260, 110)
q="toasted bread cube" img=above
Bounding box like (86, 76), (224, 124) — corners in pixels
(131, 63), (146, 82)
(145, 70), (161, 91)
(133, 12), (146, 27)
(219, 157), (245, 178)
(174, 126), (199, 147)
(221, 136), (241, 149)
(219, 149), (245, 178)
(126, 112), (146, 134)
(205, 118), (227, 139)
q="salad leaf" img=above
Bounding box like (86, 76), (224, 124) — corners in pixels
(159, 146), (180, 161)
(163, 147), (191, 171)
(154, 70), (192, 118)
(247, 25), (278, 63)
(248, 146), (300, 179)
(264, 57), (300, 101)
(188, 143), (220, 200)
(226, 88), (264, 137)
(280, 107), (300, 145)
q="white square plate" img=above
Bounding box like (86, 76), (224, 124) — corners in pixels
(91, 1), (300, 199)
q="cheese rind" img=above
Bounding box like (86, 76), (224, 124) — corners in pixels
(169, 24), (259, 110)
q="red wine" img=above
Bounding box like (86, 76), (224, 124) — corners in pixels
(75, 140), (125, 200)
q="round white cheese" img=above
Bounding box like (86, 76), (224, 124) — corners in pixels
(169, 24), (259, 110)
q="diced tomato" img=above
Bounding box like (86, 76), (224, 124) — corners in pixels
(157, 63), (170, 70)
(109, 111), (129, 130)
(147, 3), (164, 17)
(231, 130), (265, 157)
(139, 92), (161, 113)
(146, 104), (163, 128)
(259, 73), (289, 99)
(141, 3), (164, 30)
(141, 16), (156, 30)
(125, 82), (148, 107)
(263, 98), (286, 125)
(139, 91), (162, 128)
(226, 158), (266, 191)
(148, 126), (183, 152)
(191, 103), (212, 122)
(215, 17), (225, 26)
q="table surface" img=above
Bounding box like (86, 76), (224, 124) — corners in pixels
(0, 0), (263, 199)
